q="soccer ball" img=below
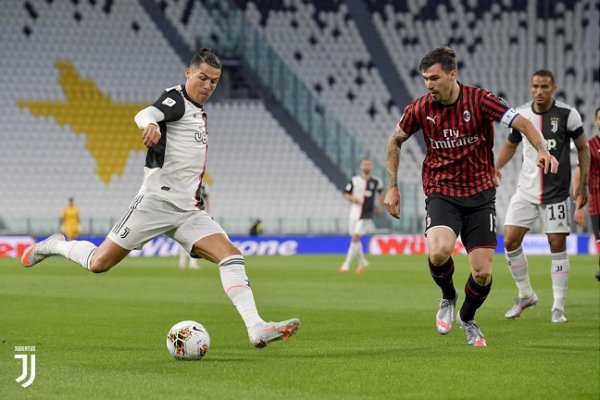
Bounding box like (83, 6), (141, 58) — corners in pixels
(166, 320), (210, 360)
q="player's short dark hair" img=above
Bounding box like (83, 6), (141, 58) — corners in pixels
(595, 106), (600, 117)
(419, 47), (457, 73)
(190, 48), (222, 70)
(532, 69), (555, 85)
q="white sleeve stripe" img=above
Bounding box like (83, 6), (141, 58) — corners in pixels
(134, 106), (165, 129)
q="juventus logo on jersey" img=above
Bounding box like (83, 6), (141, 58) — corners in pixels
(120, 227), (130, 239)
(550, 118), (559, 133)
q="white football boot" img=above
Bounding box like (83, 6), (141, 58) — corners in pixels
(21, 233), (66, 268)
(248, 318), (301, 348)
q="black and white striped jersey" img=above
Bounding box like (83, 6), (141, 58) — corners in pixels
(345, 175), (384, 219)
(135, 85), (209, 210)
(508, 100), (584, 204)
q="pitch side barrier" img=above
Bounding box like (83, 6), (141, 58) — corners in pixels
(0, 234), (595, 258)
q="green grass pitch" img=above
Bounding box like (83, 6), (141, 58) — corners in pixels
(0, 254), (598, 399)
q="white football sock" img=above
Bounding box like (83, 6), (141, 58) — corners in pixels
(356, 241), (368, 265)
(53, 240), (96, 270)
(178, 248), (187, 268)
(342, 241), (358, 270)
(551, 251), (569, 311)
(505, 246), (533, 298)
(218, 255), (264, 328)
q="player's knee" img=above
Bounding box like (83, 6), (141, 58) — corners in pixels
(351, 234), (361, 242)
(547, 236), (566, 252)
(428, 251), (451, 266)
(428, 243), (453, 265)
(88, 257), (114, 273)
(472, 270), (492, 285)
(503, 236), (521, 252)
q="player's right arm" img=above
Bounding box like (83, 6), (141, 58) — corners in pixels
(384, 124), (409, 219)
(135, 106), (164, 147)
(134, 88), (185, 147)
(511, 115), (558, 174)
(572, 165), (586, 227)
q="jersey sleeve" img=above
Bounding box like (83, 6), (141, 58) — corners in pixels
(344, 181), (353, 195)
(567, 108), (584, 139)
(397, 101), (421, 136)
(151, 88), (185, 122)
(480, 90), (518, 128)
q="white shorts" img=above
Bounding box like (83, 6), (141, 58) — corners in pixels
(107, 194), (227, 252)
(504, 191), (571, 234)
(349, 213), (374, 236)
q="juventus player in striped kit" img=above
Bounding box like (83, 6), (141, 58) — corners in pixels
(384, 47), (558, 346)
(339, 158), (384, 274)
(574, 106), (600, 280)
(496, 70), (590, 323)
(21, 49), (300, 348)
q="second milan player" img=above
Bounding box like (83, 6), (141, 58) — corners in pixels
(384, 47), (558, 346)
(574, 106), (600, 280)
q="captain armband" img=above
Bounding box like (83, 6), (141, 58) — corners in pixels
(499, 108), (519, 128)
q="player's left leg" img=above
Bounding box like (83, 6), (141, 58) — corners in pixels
(456, 198), (497, 347)
(542, 200), (571, 323)
(355, 220), (372, 274)
(340, 235), (360, 273)
(547, 233), (568, 323)
(340, 216), (362, 272)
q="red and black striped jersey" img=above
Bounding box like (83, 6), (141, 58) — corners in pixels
(589, 135), (600, 215)
(398, 83), (517, 197)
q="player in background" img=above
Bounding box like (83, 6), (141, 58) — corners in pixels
(249, 218), (263, 236)
(178, 183), (209, 270)
(384, 47), (558, 346)
(21, 48), (300, 348)
(573, 106), (600, 281)
(61, 197), (80, 241)
(339, 158), (384, 274)
(495, 70), (590, 323)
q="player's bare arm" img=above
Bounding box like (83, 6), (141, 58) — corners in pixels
(573, 134), (591, 209)
(494, 141), (519, 185)
(511, 115), (558, 174)
(343, 193), (361, 205)
(384, 125), (408, 219)
(572, 166), (586, 226)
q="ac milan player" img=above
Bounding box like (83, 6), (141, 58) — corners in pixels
(574, 106), (600, 281)
(496, 70), (590, 324)
(384, 47), (558, 347)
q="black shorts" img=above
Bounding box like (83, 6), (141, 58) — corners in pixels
(591, 214), (600, 241)
(425, 188), (497, 252)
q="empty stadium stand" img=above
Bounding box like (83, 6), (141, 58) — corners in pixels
(2, 0), (597, 235)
